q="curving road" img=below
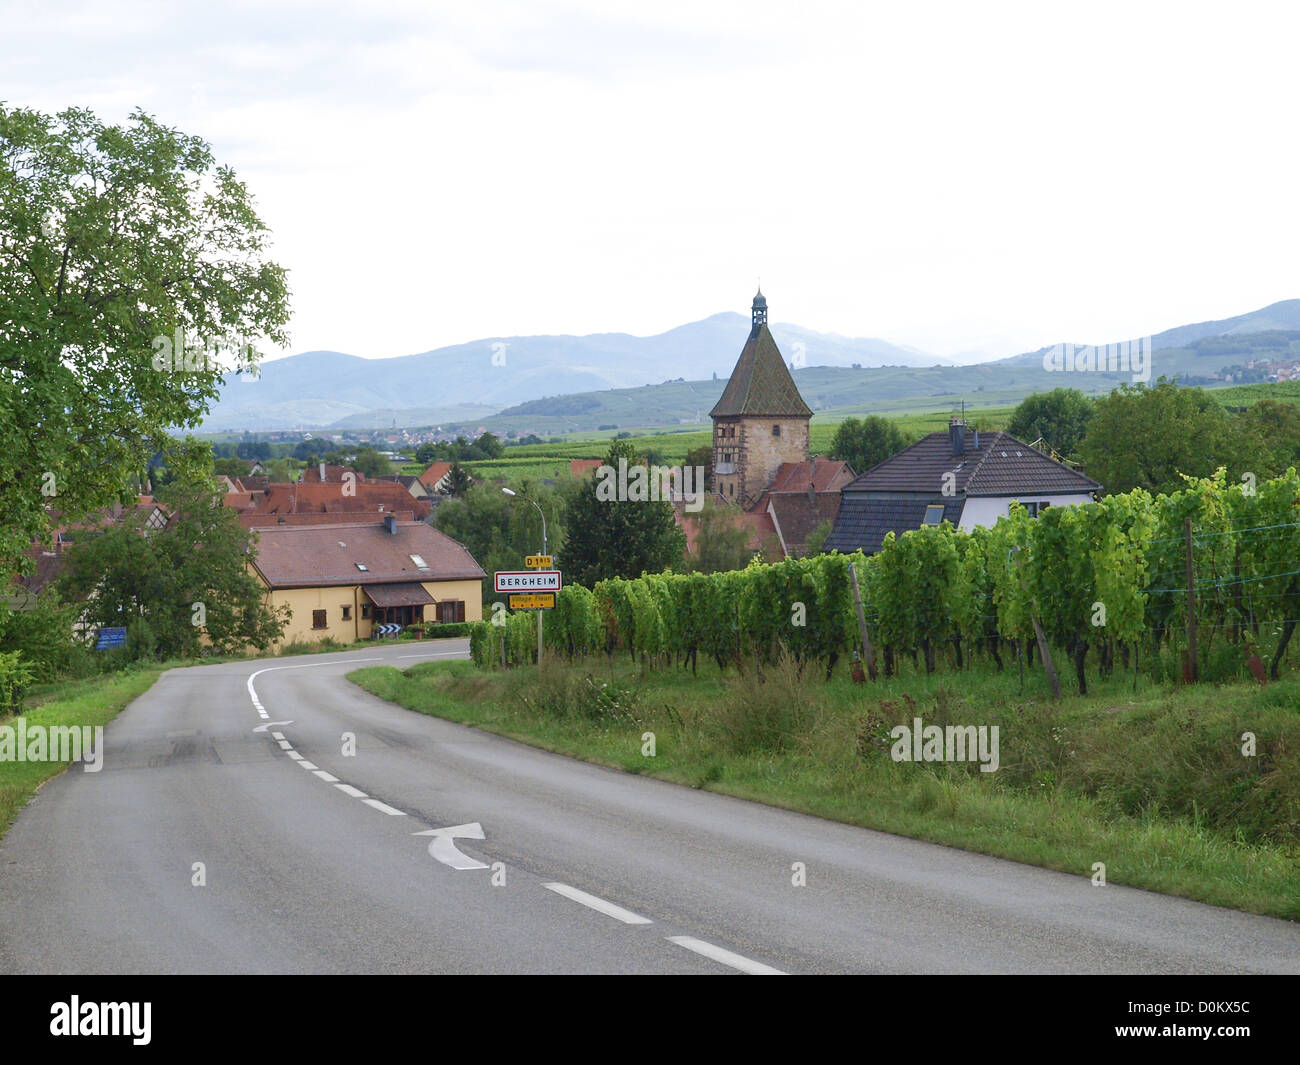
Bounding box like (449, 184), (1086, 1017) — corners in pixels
(1, 640), (1298, 975)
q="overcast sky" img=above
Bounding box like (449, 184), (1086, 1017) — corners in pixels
(4, 0), (1297, 362)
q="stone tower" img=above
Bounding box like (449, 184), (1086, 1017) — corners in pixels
(710, 289), (812, 506)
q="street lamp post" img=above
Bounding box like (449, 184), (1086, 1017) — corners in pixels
(502, 488), (547, 665)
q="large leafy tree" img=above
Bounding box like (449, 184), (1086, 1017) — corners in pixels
(56, 440), (289, 657)
(560, 441), (686, 587)
(828, 415), (908, 474)
(0, 105), (290, 580)
(1079, 379), (1248, 496)
(1006, 387), (1094, 458)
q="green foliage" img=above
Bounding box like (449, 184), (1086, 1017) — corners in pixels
(827, 415), (910, 475)
(470, 467), (1300, 690)
(559, 442), (687, 586)
(0, 105), (290, 579)
(0, 650), (34, 713)
(1080, 380), (1253, 496)
(442, 462), (472, 498)
(56, 441), (290, 658)
(1006, 388), (1094, 458)
(416, 432), (505, 465)
(324, 446), (390, 478)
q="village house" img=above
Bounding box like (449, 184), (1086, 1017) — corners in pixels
(248, 514), (485, 645)
(825, 420), (1101, 554)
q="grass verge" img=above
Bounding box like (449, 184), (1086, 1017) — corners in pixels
(0, 668), (165, 840)
(349, 654), (1300, 921)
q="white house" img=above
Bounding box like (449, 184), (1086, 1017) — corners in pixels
(824, 419), (1100, 554)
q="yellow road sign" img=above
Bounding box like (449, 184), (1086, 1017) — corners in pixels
(509, 593), (555, 610)
(524, 555), (554, 569)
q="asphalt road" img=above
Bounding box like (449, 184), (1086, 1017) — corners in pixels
(2, 640), (1298, 974)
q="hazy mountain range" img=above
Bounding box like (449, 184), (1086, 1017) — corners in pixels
(200, 301), (1300, 433)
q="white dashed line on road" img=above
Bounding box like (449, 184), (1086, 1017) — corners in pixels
(666, 936), (786, 975)
(543, 883), (654, 925)
(362, 798), (406, 816)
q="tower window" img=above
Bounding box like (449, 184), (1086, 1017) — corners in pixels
(772, 424), (781, 437)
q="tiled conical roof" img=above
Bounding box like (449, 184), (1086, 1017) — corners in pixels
(709, 322), (813, 418)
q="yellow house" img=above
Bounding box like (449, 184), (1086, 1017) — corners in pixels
(248, 515), (485, 646)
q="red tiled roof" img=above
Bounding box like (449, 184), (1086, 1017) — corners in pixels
(302, 464), (363, 484)
(241, 509), (418, 528)
(250, 520), (485, 588)
(244, 482), (431, 520)
(570, 459), (603, 477)
(767, 492), (842, 557)
(418, 461), (453, 487)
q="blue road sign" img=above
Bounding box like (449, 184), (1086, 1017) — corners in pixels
(95, 627), (127, 650)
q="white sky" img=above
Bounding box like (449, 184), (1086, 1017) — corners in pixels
(4, 0), (1298, 361)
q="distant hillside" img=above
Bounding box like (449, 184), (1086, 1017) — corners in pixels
(199, 313), (932, 431)
(198, 299), (1300, 433)
(481, 324), (1300, 434)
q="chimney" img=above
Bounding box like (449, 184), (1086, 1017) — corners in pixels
(384, 514), (397, 535)
(319, 462), (326, 482)
(949, 418), (965, 457)
(973, 428), (980, 450)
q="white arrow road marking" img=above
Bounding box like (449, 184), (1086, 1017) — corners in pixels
(543, 883), (653, 925)
(414, 823), (489, 870)
(666, 936), (786, 975)
(252, 720), (294, 733)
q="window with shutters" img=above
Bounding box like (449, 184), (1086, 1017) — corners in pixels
(312, 610), (327, 629)
(436, 600), (465, 624)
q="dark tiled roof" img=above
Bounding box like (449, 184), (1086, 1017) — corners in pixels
(844, 429), (1100, 497)
(825, 497), (964, 555)
(251, 520), (485, 588)
(709, 323), (813, 418)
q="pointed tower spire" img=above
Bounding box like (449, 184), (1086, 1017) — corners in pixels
(751, 286), (767, 335)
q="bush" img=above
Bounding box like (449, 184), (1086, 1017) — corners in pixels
(421, 621), (477, 639)
(701, 645), (821, 754)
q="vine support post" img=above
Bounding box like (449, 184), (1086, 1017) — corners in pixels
(848, 562), (877, 680)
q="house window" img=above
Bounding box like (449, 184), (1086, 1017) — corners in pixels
(312, 610), (327, 629)
(341, 605), (351, 621)
(1024, 501), (1051, 518)
(356, 563), (368, 571)
(436, 600), (466, 624)
(772, 424), (780, 437)
(409, 554), (428, 568)
(923, 505), (945, 527)
(361, 603), (371, 619)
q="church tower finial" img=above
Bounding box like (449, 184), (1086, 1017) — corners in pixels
(751, 286), (767, 334)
